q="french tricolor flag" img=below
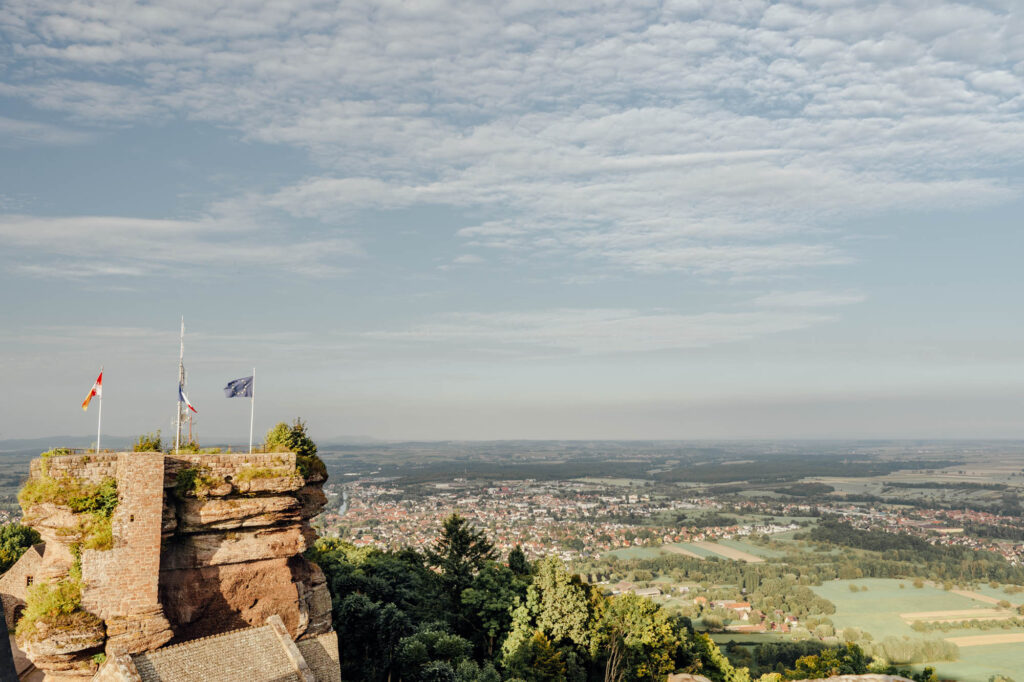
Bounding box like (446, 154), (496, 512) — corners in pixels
(179, 384), (198, 413)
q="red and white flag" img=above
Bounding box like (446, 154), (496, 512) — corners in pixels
(82, 371), (102, 411)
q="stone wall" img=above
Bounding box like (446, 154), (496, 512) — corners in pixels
(30, 453), (120, 484)
(0, 544), (42, 624)
(81, 454), (173, 653)
(14, 449), (333, 679)
(163, 452), (296, 487)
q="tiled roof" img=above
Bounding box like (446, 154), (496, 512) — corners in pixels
(132, 622), (303, 682)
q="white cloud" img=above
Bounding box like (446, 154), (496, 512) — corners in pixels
(0, 214), (359, 278)
(752, 290), (865, 308)
(0, 116), (94, 146)
(0, 0), (1021, 281)
(366, 305), (836, 356)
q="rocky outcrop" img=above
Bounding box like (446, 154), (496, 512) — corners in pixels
(12, 451), (333, 680)
(159, 454), (331, 643)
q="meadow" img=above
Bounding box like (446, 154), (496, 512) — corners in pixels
(813, 578), (1024, 681)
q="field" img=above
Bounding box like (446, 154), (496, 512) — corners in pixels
(716, 538), (785, 559)
(690, 541), (764, 563)
(945, 633), (1024, 647)
(662, 544), (702, 559)
(813, 578), (1024, 681)
(900, 608), (1011, 623)
(606, 536), (787, 562)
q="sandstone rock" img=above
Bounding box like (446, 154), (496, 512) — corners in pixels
(21, 651), (99, 678)
(104, 609), (174, 653)
(296, 484), (328, 519)
(177, 496), (301, 532)
(232, 474), (305, 495)
(20, 617), (105, 656)
(16, 451), (333, 680)
(160, 557), (310, 640)
(162, 525), (308, 569)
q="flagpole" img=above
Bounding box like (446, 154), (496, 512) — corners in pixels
(175, 317), (184, 454)
(249, 367), (256, 454)
(96, 366), (103, 453)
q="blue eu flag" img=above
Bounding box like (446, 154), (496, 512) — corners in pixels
(224, 376), (253, 398)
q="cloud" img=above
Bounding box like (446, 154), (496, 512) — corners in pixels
(365, 305), (837, 356)
(752, 290), (865, 308)
(0, 0), (1022, 282)
(0, 116), (95, 146)
(0, 214), (359, 278)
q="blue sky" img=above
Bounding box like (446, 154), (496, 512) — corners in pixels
(1, 0), (1023, 441)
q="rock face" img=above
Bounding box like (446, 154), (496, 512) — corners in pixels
(12, 451), (333, 681)
(159, 454), (332, 643)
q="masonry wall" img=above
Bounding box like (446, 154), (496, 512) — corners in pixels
(80, 453), (174, 653)
(163, 452), (297, 487)
(29, 452), (120, 483)
(0, 545), (42, 624)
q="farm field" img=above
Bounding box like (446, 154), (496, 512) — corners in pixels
(662, 544), (702, 559)
(716, 538), (785, 559)
(691, 540), (764, 563)
(962, 583), (1024, 606)
(812, 578), (995, 638)
(604, 546), (665, 560)
(813, 579), (1024, 681)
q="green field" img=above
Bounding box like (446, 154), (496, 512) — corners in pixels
(932, 642), (1024, 682)
(813, 578), (992, 637)
(604, 546), (665, 560)
(813, 578), (1024, 681)
(716, 538), (784, 559)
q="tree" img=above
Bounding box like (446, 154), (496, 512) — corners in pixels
(425, 514), (495, 604)
(783, 643), (867, 680)
(502, 556), (598, 669)
(0, 523), (41, 573)
(509, 545), (531, 576)
(461, 561), (527, 656)
(265, 418), (324, 478)
(597, 592), (679, 682)
(265, 418), (317, 458)
(503, 631), (568, 682)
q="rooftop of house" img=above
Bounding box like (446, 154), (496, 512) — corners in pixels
(124, 615), (339, 682)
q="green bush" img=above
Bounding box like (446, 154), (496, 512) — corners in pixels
(15, 576), (100, 643)
(174, 466), (222, 499)
(133, 431), (163, 452)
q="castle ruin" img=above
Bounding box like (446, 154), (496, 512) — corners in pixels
(0, 451), (339, 681)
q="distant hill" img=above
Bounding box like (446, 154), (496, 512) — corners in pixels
(0, 435), (135, 453)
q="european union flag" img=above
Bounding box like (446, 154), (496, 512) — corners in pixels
(224, 376), (253, 398)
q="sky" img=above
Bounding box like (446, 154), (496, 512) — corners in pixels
(1, 0), (1023, 442)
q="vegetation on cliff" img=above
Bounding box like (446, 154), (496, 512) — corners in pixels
(266, 419), (326, 479)
(19, 460), (118, 552)
(14, 560), (101, 643)
(174, 465), (223, 499)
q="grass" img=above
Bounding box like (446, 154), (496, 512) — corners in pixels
(812, 578), (988, 639)
(604, 546), (665, 560)
(19, 474), (118, 551)
(811, 578), (1024, 680)
(715, 538), (785, 559)
(174, 465), (222, 498)
(19, 474), (117, 514)
(235, 466), (281, 482)
(15, 574), (100, 643)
